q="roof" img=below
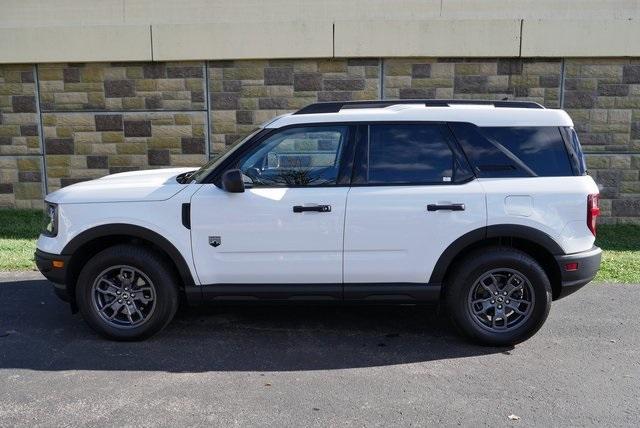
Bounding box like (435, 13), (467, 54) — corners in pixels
(266, 101), (574, 128)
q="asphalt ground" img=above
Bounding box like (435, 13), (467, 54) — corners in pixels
(0, 272), (638, 427)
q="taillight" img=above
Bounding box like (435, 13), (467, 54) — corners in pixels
(587, 194), (600, 236)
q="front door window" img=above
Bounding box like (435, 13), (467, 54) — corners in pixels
(235, 126), (348, 187)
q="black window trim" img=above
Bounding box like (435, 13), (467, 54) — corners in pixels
(205, 122), (357, 188)
(558, 126), (587, 176)
(352, 121), (476, 187)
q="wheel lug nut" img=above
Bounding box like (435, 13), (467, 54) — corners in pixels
(494, 292), (498, 295)
(131, 293), (135, 297)
(506, 299), (510, 304)
(116, 291), (120, 295)
(127, 301), (131, 305)
(117, 299), (122, 303)
(498, 305), (503, 309)
(491, 300), (495, 304)
(124, 287), (128, 291)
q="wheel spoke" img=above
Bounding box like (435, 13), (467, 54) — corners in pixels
(119, 267), (136, 287)
(480, 274), (499, 294)
(130, 302), (145, 321)
(506, 299), (529, 315)
(101, 300), (123, 320)
(124, 304), (134, 324)
(132, 285), (154, 304)
(96, 278), (119, 297)
(472, 297), (493, 316)
(505, 275), (524, 296)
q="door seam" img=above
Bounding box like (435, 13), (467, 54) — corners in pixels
(341, 186), (352, 297)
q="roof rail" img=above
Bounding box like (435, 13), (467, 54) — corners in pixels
(293, 99), (545, 115)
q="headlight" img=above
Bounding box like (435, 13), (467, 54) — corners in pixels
(43, 202), (58, 237)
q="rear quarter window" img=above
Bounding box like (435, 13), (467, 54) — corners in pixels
(449, 123), (577, 177)
(481, 127), (574, 177)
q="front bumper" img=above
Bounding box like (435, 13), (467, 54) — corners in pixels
(35, 249), (71, 302)
(554, 246), (602, 300)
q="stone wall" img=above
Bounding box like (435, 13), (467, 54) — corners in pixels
(0, 58), (638, 222)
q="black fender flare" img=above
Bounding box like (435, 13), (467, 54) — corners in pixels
(62, 223), (195, 287)
(429, 224), (565, 283)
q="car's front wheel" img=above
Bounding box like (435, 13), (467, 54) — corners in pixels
(76, 244), (179, 341)
(446, 247), (552, 346)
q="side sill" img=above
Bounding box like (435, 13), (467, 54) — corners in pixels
(185, 283), (441, 304)
(344, 283), (441, 302)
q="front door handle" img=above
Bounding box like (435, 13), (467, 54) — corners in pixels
(293, 204), (332, 213)
(427, 203), (465, 212)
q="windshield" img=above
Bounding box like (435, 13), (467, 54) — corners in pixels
(189, 128), (261, 183)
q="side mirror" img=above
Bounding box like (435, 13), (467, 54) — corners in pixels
(221, 169), (245, 193)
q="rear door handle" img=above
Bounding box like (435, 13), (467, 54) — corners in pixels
(293, 204), (332, 213)
(427, 203), (465, 212)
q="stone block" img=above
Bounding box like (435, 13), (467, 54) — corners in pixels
(564, 91), (597, 109)
(86, 155), (108, 169)
(264, 67), (294, 85)
(411, 64), (431, 78)
(598, 84), (629, 97)
(294, 73), (322, 91)
(45, 138), (74, 154)
(95, 114), (123, 131)
(258, 98), (289, 110)
(12, 96), (36, 113)
(166, 66), (202, 78)
(211, 92), (239, 110)
(124, 120), (152, 137)
(63, 68), (81, 83)
(622, 65), (640, 84)
(181, 137), (205, 154)
(323, 78), (365, 91)
(612, 199), (640, 217)
(148, 149), (171, 166)
(104, 80), (135, 98)
(454, 76), (488, 93)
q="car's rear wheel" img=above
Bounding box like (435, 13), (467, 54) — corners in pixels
(76, 244), (179, 341)
(446, 247), (552, 346)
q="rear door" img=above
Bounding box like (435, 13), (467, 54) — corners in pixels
(343, 123), (486, 286)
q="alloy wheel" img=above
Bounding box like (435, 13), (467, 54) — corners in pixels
(91, 265), (157, 329)
(467, 268), (535, 332)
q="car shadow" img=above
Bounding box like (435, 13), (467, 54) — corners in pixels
(0, 278), (510, 372)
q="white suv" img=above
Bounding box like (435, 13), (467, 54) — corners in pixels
(35, 100), (602, 345)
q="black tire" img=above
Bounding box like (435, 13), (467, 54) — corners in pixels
(75, 244), (179, 341)
(445, 247), (552, 346)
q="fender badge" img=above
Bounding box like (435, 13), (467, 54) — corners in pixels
(209, 236), (221, 247)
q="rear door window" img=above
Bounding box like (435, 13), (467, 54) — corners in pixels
(367, 124), (455, 184)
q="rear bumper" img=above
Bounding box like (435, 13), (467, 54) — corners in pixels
(554, 246), (602, 300)
(35, 249), (71, 301)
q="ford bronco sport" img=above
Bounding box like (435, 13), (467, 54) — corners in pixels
(35, 100), (602, 345)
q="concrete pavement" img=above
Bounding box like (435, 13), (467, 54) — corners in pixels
(0, 272), (638, 426)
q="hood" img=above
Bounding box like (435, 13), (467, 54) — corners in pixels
(46, 167), (197, 204)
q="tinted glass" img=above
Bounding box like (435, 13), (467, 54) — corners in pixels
(481, 127), (573, 176)
(236, 126), (347, 187)
(368, 124), (454, 184)
(449, 122), (525, 177)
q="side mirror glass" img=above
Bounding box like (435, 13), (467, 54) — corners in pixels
(221, 169), (245, 193)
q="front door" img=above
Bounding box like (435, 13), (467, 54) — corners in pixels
(191, 125), (353, 286)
